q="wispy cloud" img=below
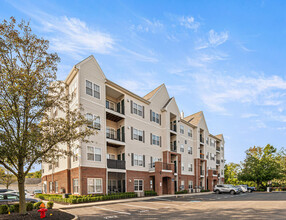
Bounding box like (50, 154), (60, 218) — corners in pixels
(190, 74), (286, 113)
(131, 18), (163, 33)
(241, 113), (259, 118)
(179, 16), (200, 31)
(196, 29), (229, 50)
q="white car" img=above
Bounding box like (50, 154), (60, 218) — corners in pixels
(4, 191), (34, 198)
(238, 185), (248, 193)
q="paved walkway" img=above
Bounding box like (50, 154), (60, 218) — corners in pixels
(53, 192), (213, 209)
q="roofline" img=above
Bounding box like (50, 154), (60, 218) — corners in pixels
(209, 134), (222, 141)
(180, 119), (197, 128)
(65, 66), (79, 85)
(106, 79), (150, 104)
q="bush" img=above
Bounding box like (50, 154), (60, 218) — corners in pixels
(201, 189), (210, 192)
(26, 202), (33, 211)
(144, 190), (157, 196)
(9, 205), (15, 213)
(33, 201), (43, 210)
(13, 203), (20, 213)
(175, 190), (188, 194)
(0, 205), (9, 214)
(47, 201), (54, 209)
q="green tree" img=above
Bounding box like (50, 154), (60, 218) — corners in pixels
(0, 167), (16, 189)
(238, 144), (282, 189)
(224, 162), (241, 185)
(0, 18), (94, 214)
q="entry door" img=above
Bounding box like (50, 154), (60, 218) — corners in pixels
(174, 181), (177, 192)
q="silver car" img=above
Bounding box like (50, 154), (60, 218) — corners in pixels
(214, 184), (240, 195)
(0, 193), (39, 204)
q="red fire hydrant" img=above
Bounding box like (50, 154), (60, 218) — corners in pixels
(38, 203), (48, 218)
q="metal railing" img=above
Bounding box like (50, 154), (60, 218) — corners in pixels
(200, 135), (204, 143)
(170, 142), (177, 152)
(106, 128), (125, 142)
(170, 124), (177, 132)
(107, 159), (126, 169)
(200, 153), (204, 159)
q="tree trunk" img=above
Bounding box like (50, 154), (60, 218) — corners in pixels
(18, 170), (26, 214)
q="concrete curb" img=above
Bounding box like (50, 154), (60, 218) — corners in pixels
(58, 208), (79, 220)
(57, 192), (213, 210)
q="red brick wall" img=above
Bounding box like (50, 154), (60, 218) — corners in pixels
(80, 167), (106, 195)
(179, 174), (195, 191)
(41, 170), (69, 194)
(126, 170), (150, 192)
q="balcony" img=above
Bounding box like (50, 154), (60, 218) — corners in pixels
(106, 100), (125, 122)
(107, 159), (126, 169)
(149, 162), (173, 173)
(200, 135), (204, 144)
(170, 142), (177, 152)
(216, 147), (220, 152)
(213, 170), (218, 176)
(200, 153), (204, 159)
(106, 127), (125, 147)
(216, 160), (220, 165)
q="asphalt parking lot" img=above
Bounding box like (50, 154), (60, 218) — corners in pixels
(64, 192), (286, 219)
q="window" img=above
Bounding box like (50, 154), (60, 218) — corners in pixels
(180, 125), (184, 134)
(134, 154), (143, 166)
(86, 113), (100, 130)
(181, 181), (185, 190)
(133, 102), (143, 116)
(106, 127), (116, 139)
(151, 110), (160, 124)
(188, 180), (193, 189)
(87, 178), (102, 194)
(86, 80), (100, 99)
(181, 163), (184, 171)
(87, 146), (101, 161)
(49, 164), (52, 170)
(180, 144), (184, 153)
(55, 156), (59, 168)
(73, 179), (79, 194)
(188, 129), (192, 137)
(152, 134), (160, 146)
(6, 194), (18, 200)
(49, 182), (53, 192)
(94, 84), (100, 99)
(55, 181), (58, 193)
(188, 164), (193, 172)
(188, 146), (192, 154)
(73, 148), (78, 162)
(133, 128), (143, 141)
(206, 137), (209, 145)
(206, 152), (209, 159)
(150, 157), (160, 168)
(185, 140), (187, 144)
(134, 179), (143, 192)
(86, 80), (93, 96)
(106, 100), (115, 111)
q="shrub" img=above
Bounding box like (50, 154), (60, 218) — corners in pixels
(144, 190), (157, 196)
(201, 189), (210, 192)
(13, 203), (20, 213)
(9, 205), (15, 213)
(0, 205), (9, 214)
(26, 202), (33, 211)
(33, 201), (43, 210)
(47, 201), (54, 209)
(175, 190), (188, 194)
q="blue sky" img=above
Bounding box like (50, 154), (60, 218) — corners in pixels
(1, 0), (286, 168)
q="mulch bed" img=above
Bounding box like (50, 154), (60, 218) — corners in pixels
(0, 209), (75, 220)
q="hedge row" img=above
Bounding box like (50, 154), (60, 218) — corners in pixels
(175, 190), (188, 194)
(144, 190), (157, 196)
(0, 201), (53, 215)
(35, 192), (138, 204)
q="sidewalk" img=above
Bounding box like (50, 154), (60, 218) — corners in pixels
(55, 192), (213, 210)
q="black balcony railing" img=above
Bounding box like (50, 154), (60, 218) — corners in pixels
(107, 159), (126, 169)
(200, 135), (204, 143)
(200, 153), (204, 159)
(171, 142), (177, 152)
(170, 124), (177, 132)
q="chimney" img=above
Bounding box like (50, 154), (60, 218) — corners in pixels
(181, 111), (184, 119)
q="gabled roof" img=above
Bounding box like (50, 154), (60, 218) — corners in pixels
(215, 134), (224, 141)
(184, 111), (203, 126)
(143, 84), (164, 100)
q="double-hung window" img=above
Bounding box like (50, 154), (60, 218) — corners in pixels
(73, 179), (79, 194)
(181, 181), (185, 190)
(152, 134), (160, 146)
(188, 146), (192, 154)
(133, 128), (143, 141)
(188, 164), (193, 172)
(87, 146), (101, 161)
(49, 182), (53, 192)
(55, 181), (58, 193)
(134, 179), (143, 192)
(87, 178), (102, 194)
(188, 129), (192, 137)
(188, 180), (193, 189)
(133, 102), (143, 117)
(134, 154), (143, 166)
(180, 144), (184, 153)
(86, 113), (100, 130)
(86, 80), (100, 99)
(180, 125), (184, 134)
(181, 163), (184, 171)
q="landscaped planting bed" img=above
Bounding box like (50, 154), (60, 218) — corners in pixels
(35, 192), (138, 204)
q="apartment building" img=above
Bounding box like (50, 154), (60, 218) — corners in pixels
(41, 55), (225, 196)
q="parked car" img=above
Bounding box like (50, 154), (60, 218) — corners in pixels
(214, 184), (240, 195)
(241, 185), (256, 192)
(5, 191), (34, 198)
(33, 189), (42, 195)
(0, 189), (16, 193)
(237, 185), (248, 193)
(0, 193), (39, 205)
